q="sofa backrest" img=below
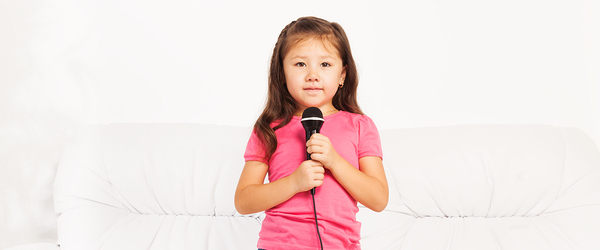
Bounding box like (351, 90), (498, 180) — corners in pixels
(54, 123), (600, 249)
(54, 124), (262, 249)
(359, 124), (600, 249)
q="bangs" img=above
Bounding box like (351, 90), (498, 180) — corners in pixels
(282, 33), (343, 63)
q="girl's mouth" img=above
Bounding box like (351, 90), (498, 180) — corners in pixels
(304, 87), (322, 91)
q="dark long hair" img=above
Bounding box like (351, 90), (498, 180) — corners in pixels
(254, 16), (363, 161)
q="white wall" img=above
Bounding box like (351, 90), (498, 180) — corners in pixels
(3, 0), (599, 134)
(1, 0), (598, 247)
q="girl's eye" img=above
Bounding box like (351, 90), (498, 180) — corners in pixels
(295, 62), (306, 67)
(321, 62), (331, 67)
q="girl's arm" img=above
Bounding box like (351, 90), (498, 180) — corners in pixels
(307, 134), (389, 212)
(234, 160), (325, 215)
(331, 156), (388, 212)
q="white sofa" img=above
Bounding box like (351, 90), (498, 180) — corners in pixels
(5, 123), (600, 249)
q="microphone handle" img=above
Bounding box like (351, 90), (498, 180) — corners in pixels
(306, 129), (319, 194)
(306, 128), (318, 160)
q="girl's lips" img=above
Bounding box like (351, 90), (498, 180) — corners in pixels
(304, 88), (322, 91)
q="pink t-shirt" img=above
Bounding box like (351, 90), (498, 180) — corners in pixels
(244, 111), (383, 250)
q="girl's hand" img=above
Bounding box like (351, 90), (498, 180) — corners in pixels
(306, 133), (341, 170)
(290, 160), (325, 192)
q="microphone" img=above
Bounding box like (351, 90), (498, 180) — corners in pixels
(301, 107), (324, 195)
(301, 107), (325, 249)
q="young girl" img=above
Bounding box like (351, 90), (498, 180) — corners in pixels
(235, 16), (388, 250)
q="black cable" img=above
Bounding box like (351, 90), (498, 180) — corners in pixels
(312, 192), (324, 250)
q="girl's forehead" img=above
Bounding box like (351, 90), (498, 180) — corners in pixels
(286, 37), (340, 58)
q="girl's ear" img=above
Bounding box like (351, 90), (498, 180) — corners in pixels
(340, 66), (347, 83)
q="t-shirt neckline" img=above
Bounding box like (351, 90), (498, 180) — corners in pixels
(292, 110), (346, 121)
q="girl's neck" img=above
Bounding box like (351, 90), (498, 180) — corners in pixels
(293, 107), (339, 117)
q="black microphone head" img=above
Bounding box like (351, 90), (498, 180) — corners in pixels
(301, 107), (324, 131)
(302, 107), (323, 119)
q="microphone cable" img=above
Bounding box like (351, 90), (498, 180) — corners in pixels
(312, 191), (324, 250)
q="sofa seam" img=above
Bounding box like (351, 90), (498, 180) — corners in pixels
(101, 124), (138, 214)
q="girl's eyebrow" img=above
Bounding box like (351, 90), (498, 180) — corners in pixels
(287, 55), (337, 60)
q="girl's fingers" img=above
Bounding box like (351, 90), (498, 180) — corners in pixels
(306, 134), (329, 145)
(312, 165), (325, 174)
(307, 145), (323, 154)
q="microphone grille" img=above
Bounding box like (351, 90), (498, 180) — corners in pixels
(302, 107), (323, 119)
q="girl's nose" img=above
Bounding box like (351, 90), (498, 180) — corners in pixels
(306, 69), (320, 82)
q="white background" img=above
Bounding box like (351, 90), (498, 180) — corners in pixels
(0, 0), (599, 248)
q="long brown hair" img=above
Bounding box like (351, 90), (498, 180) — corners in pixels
(254, 16), (363, 161)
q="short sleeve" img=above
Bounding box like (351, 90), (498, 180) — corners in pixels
(358, 115), (383, 159)
(244, 130), (268, 164)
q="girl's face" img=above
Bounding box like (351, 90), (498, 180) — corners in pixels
(283, 38), (346, 115)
